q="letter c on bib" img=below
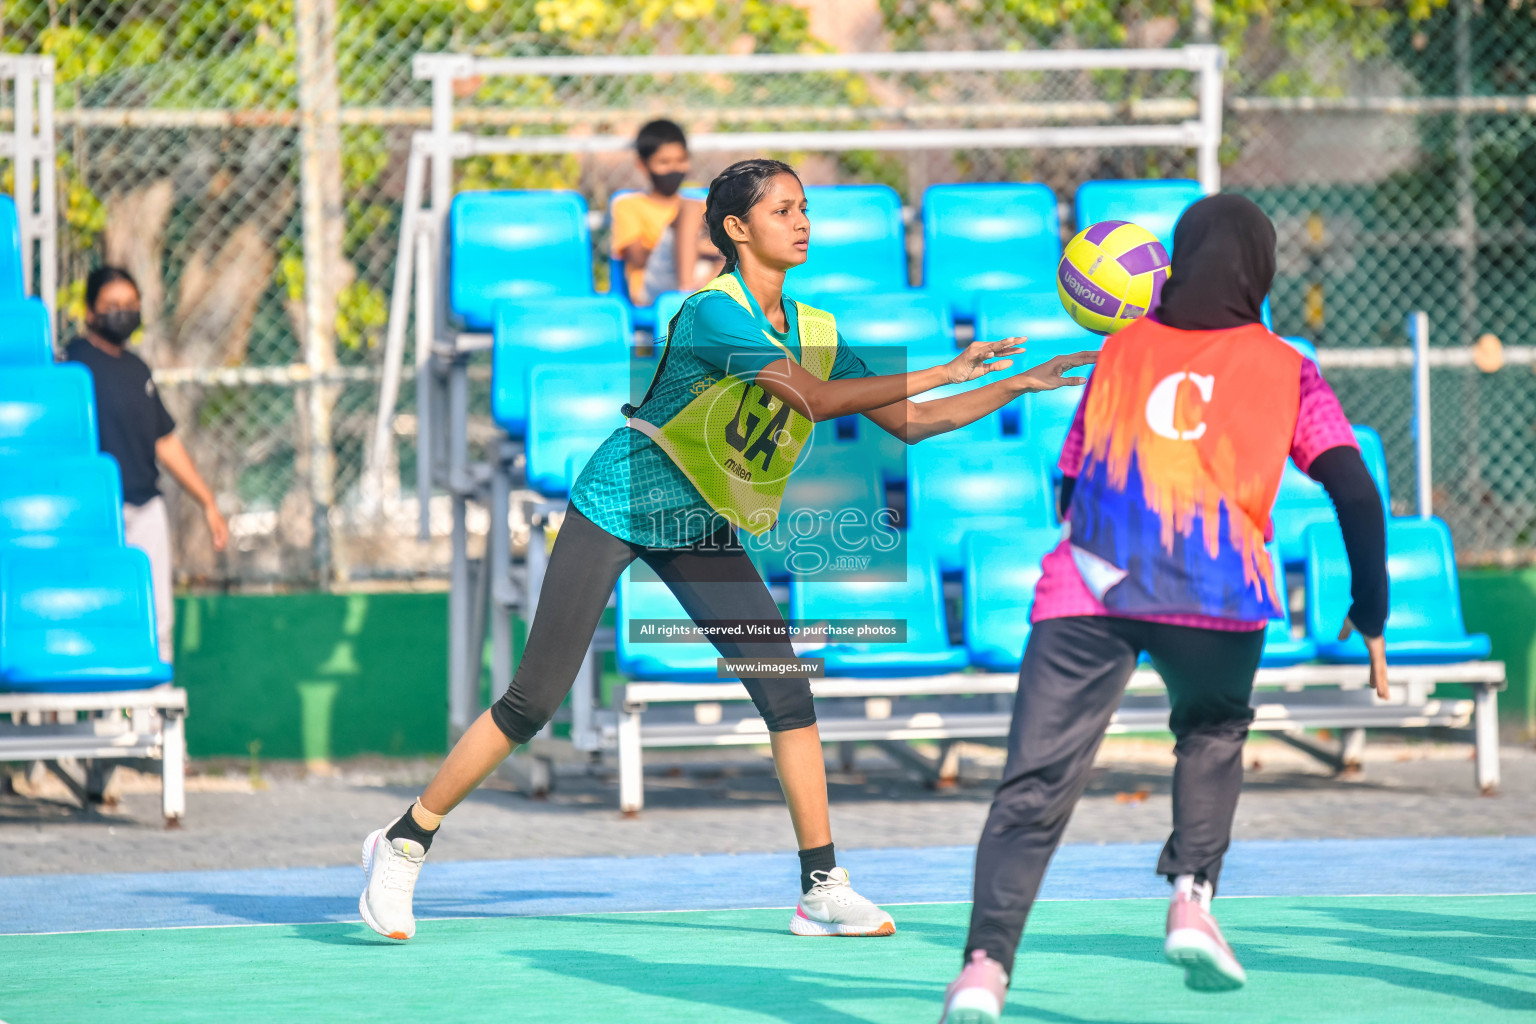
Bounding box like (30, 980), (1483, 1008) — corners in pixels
(1145, 372), (1215, 441)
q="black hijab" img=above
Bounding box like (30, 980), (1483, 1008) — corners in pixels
(1152, 193), (1276, 331)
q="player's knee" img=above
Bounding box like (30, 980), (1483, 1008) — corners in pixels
(756, 680), (816, 733)
(490, 687), (561, 745)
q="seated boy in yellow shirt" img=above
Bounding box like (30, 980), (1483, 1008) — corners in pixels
(611, 119), (722, 307)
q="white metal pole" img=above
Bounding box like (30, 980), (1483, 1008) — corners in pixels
(14, 60), (35, 299)
(1195, 45), (1224, 193)
(1411, 310), (1433, 519)
(34, 58), (57, 329)
(428, 66), (457, 350)
(413, 229), (434, 540)
(369, 139), (426, 506)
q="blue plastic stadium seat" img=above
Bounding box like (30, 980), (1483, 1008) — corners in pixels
(922, 183), (1061, 324)
(0, 547), (173, 691)
(744, 460), (886, 582)
(908, 439), (1056, 575)
(653, 290), (687, 342)
(784, 185), (906, 301)
(821, 288), (977, 445)
(449, 190), (593, 331)
(0, 298), (52, 365)
(0, 364), (97, 458)
(615, 567), (723, 681)
(1260, 543), (1316, 667)
(963, 528), (1063, 671)
(0, 196), (23, 300)
(523, 363), (629, 496)
(490, 296), (631, 437)
(790, 547), (969, 676)
(974, 289), (1100, 450)
(0, 456), (124, 550)
(1305, 517), (1491, 664)
(1271, 425), (1390, 566)
(820, 290), (955, 377)
(1074, 179), (1203, 252)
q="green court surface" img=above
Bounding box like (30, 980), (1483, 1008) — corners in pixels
(3, 896), (1532, 1023)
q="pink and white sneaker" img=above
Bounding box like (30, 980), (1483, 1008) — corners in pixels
(938, 949), (1010, 1023)
(1163, 874), (1246, 991)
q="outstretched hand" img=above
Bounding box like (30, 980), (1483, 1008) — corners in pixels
(1013, 350), (1099, 393)
(945, 338), (1027, 384)
(1339, 618), (1390, 699)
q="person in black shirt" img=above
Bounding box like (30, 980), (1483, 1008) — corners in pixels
(65, 266), (229, 663)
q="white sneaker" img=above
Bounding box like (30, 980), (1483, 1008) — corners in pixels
(359, 823), (427, 940)
(789, 867), (896, 937)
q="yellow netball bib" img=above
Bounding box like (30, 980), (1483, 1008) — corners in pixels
(626, 274), (838, 535)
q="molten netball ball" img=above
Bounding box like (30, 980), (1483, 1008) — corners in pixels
(1057, 221), (1171, 335)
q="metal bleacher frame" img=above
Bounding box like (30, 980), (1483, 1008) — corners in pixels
(0, 56), (189, 824)
(376, 47), (1505, 810)
(0, 55), (57, 326)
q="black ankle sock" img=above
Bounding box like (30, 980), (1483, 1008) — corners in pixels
(798, 843), (836, 894)
(385, 804), (439, 852)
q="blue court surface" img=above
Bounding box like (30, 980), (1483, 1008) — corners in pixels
(1, 837), (1532, 1023)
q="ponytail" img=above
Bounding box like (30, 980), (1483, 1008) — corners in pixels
(704, 158), (801, 275)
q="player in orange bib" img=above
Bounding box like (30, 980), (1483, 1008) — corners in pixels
(940, 195), (1392, 1022)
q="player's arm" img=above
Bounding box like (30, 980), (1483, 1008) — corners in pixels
(750, 339), (1024, 424)
(862, 348), (1097, 444)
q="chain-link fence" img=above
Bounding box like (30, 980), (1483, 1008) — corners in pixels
(2, 0), (1533, 585)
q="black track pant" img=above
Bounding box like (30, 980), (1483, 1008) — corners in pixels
(966, 615), (1265, 975)
(490, 504), (816, 744)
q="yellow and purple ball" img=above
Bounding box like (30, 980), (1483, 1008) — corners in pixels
(1057, 221), (1171, 335)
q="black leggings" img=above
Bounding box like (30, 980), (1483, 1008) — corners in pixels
(490, 503), (816, 744)
(966, 615), (1265, 975)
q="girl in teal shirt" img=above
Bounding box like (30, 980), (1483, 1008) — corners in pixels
(359, 159), (1096, 945)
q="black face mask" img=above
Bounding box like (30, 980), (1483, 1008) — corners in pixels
(649, 170), (686, 198)
(92, 309), (142, 345)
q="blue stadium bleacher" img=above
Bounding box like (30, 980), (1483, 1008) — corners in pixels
(449, 190), (593, 331)
(790, 547), (969, 676)
(615, 567), (725, 681)
(0, 456), (124, 550)
(1260, 543), (1316, 667)
(0, 298), (52, 365)
(523, 363), (630, 496)
(490, 296), (632, 437)
(1074, 178), (1203, 252)
(0, 364), (98, 457)
(0, 349), (172, 691)
(0, 195), (23, 300)
(653, 290), (687, 341)
(921, 183), (1061, 324)
(962, 528), (1063, 671)
(1271, 425), (1391, 567)
(819, 289), (955, 374)
(0, 547), (172, 691)
(1305, 516), (1491, 664)
(974, 288), (1101, 453)
(784, 185), (906, 301)
(744, 460), (886, 582)
(907, 438), (1057, 574)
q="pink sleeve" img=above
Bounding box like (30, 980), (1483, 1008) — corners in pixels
(1290, 358), (1357, 474)
(1056, 381), (1091, 477)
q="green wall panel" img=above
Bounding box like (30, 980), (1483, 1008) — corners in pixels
(173, 593), (449, 760)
